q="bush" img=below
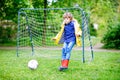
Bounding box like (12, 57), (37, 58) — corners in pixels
(0, 26), (17, 44)
(101, 23), (120, 49)
(89, 23), (98, 36)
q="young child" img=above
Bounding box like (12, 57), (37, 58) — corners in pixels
(52, 12), (82, 71)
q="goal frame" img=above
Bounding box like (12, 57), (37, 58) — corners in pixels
(16, 7), (93, 63)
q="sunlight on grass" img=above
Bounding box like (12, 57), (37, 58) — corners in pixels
(0, 49), (120, 80)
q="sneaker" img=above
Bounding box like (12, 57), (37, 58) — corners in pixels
(58, 66), (68, 71)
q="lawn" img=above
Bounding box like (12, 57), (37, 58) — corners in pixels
(0, 48), (120, 80)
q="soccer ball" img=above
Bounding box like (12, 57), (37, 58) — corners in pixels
(28, 59), (38, 70)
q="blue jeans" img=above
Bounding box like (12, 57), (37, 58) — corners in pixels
(62, 41), (75, 60)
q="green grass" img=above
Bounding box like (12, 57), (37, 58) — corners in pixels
(0, 49), (120, 80)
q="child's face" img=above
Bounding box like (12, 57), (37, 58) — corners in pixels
(63, 17), (71, 24)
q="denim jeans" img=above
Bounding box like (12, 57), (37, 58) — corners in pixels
(61, 41), (75, 60)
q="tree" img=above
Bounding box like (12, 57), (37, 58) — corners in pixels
(0, 0), (33, 22)
(0, 0), (33, 44)
(42, 0), (47, 45)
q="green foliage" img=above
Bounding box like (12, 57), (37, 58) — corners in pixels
(0, 0), (33, 45)
(0, 26), (17, 43)
(0, 0), (120, 48)
(32, 0), (45, 8)
(101, 23), (120, 49)
(0, 0), (33, 22)
(89, 24), (97, 36)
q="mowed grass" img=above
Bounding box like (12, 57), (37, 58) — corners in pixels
(0, 48), (120, 80)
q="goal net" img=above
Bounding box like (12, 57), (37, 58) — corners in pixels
(16, 7), (93, 63)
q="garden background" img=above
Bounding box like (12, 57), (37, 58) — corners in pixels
(0, 0), (120, 80)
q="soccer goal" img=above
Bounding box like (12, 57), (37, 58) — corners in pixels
(16, 7), (93, 63)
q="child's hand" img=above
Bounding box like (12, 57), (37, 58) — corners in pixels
(63, 18), (71, 24)
(62, 19), (66, 25)
(52, 38), (56, 40)
(75, 34), (81, 37)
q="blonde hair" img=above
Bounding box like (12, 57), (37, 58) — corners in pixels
(63, 12), (73, 20)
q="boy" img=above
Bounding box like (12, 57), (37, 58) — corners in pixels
(53, 12), (82, 71)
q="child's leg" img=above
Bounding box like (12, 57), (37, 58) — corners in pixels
(59, 41), (75, 71)
(65, 41), (75, 60)
(61, 42), (68, 60)
(59, 42), (68, 71)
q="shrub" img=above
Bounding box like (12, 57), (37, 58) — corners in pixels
(89, 23), (98, 36)
(101, 23), (120, 49)
(0, 26), (17, 44)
